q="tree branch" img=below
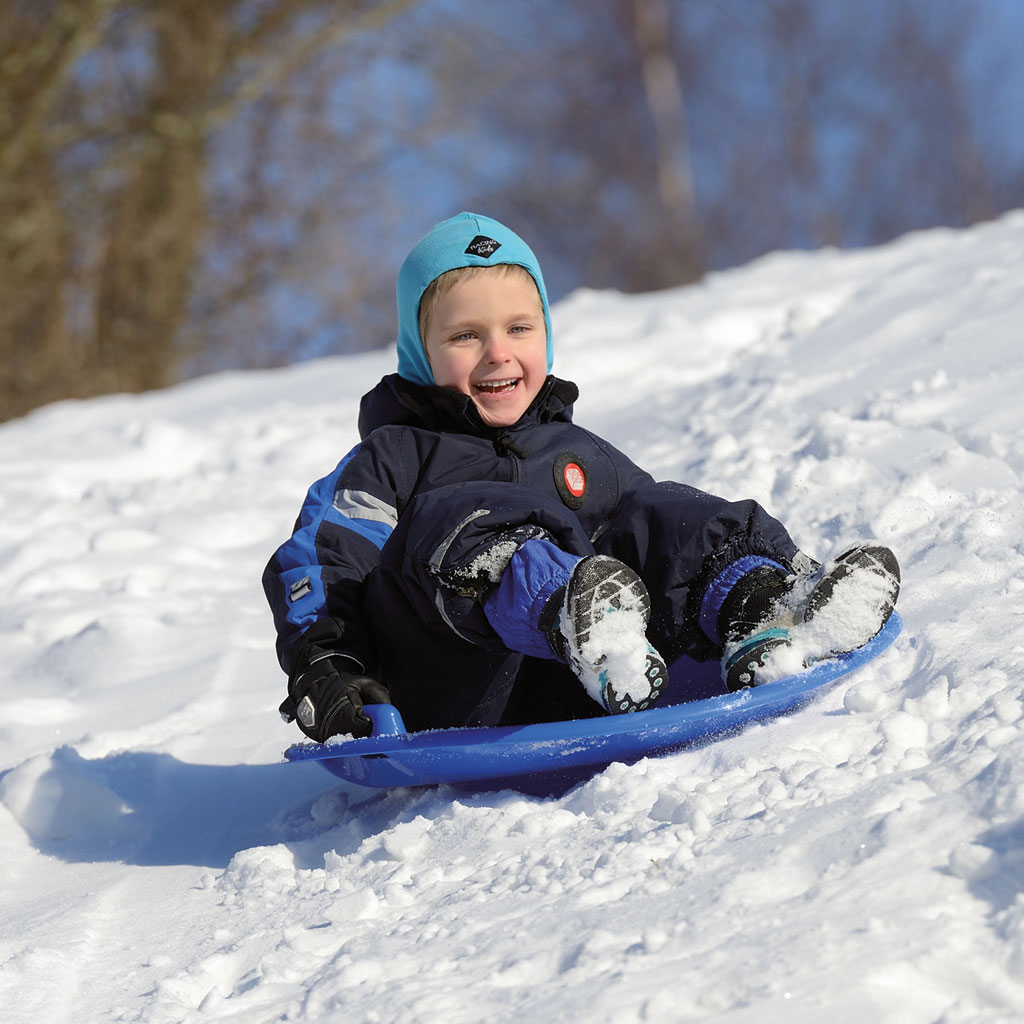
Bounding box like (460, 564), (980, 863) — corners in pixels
(195, 0), (419, 135)
(0, 0), (123, 176)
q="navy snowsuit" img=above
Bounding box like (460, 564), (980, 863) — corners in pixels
(263, 371), (799, 732)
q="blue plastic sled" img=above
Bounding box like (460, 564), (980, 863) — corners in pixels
(285, 612), (902, 795)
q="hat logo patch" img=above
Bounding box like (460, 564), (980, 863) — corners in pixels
(465, 235), (502, 258)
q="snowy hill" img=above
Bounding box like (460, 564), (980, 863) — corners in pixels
(2, 211), (1024, 1022)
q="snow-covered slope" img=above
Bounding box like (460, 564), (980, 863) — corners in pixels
(2, 212), (1023, 1023)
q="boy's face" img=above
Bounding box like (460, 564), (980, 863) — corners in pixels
(423, 269), (548, 428)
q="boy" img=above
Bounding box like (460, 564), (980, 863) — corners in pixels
(264, 212), (899, 742)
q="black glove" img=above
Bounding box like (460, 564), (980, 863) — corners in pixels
(280, 653), (391, 743)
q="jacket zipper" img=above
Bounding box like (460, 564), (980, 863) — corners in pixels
(494, 432), (528, 483)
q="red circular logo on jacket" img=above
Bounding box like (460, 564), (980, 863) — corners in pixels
(554, 454), (588, 509)
(563, 462), (586, 498)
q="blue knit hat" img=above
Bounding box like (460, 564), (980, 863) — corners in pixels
(395, 212), (554, 386)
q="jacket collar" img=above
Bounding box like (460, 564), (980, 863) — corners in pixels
(358, 373), (579, 440)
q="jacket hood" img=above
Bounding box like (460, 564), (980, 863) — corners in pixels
(358, 374), (578, 440)
(395, 212), (554, 387)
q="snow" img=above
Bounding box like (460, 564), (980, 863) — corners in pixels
(3, 211), (1024, 1022)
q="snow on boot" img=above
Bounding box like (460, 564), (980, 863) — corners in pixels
(794, 544), (901, 658)
(720, 545), (900, 692)
(545, 555), (668, 714)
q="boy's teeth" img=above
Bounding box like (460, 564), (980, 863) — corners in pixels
(477, 379), (517, 391)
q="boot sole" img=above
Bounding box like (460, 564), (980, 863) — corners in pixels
(564, 556), (668, 713)
(803, 544), (901, 655)
(724, 544), (901, 691)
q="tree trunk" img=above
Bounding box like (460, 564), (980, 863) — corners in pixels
(630, 0), (704, 282)
(91, 4), (224, 394)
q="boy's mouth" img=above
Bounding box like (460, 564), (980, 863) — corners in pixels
(474, 377), (520, 395)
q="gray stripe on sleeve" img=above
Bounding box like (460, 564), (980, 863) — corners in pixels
(333, 488), (399, 526)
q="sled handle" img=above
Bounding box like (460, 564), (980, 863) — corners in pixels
(364, 703), (408, 738)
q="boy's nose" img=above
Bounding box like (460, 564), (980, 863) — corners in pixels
(482, 334), (511, 362)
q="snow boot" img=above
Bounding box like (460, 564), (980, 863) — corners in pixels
(720, 544), (901, 691)
(543, 555), (668, 714)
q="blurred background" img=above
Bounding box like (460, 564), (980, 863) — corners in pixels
(2, 0), (1022, 422)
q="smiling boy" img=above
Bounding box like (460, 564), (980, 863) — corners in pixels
(421, 265), (548, 428)
(264, 212), (899, 742)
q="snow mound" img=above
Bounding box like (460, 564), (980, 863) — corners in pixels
(0, 749), (133, 844)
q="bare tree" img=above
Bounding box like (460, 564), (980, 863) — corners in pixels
(0, 0), (114, 414)
(702, 0), (999, 263)
(90, 3), (224, 394)
(630, 0), (703, 282)
(1, 0), (1017, 422)
(0, 0), (417, 422)
(407, 1), (708, 296)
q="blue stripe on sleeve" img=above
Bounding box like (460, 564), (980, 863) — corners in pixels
(275, 444), (397, 571)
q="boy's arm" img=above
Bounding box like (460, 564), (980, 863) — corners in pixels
(262, 442), (400, 679)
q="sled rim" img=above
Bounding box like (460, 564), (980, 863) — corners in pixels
(284, 610), (902, 790)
